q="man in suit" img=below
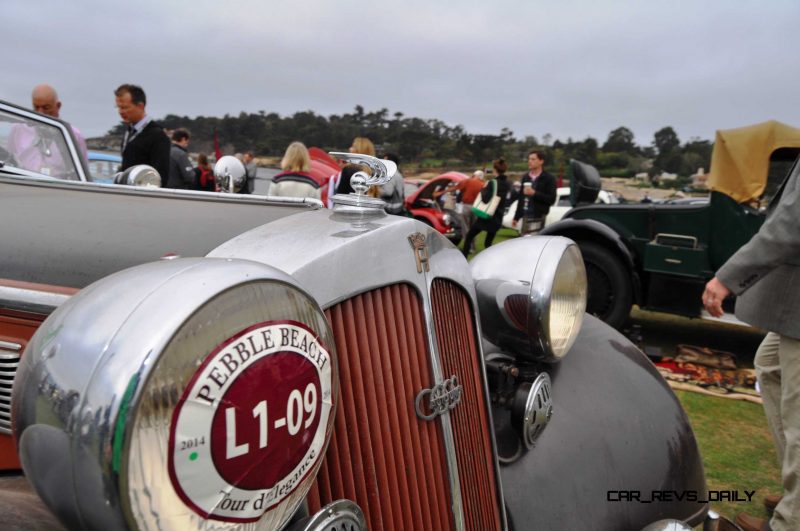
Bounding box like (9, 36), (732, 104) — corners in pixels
(115, 84), (170, 183)
(512, 149), (557, 234)
(703, 159), (800, 531)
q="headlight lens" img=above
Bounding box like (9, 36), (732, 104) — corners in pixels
(547, 244), (587, 358)
(443, 213), (452, 226)
(471, 236), (587, 362)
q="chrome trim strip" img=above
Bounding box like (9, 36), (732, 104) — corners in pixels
(0, 340), (18, 435)
(416, 236), (466, 529)
(0, 172), (323, 208)
(0, 341), (23, 352)
(0, 285), (71, 314)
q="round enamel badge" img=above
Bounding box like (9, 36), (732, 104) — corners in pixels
(168, 320), (333, 522)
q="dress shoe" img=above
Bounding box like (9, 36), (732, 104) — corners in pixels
(735, 512), (771, 531)
(763, 493), (781, 513)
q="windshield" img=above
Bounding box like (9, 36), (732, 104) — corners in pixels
(0, 108), (79, 180)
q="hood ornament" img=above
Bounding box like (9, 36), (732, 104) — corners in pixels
(330, 152), (397, 211)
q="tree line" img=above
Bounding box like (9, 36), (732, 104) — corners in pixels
(109, 105), (712, 177)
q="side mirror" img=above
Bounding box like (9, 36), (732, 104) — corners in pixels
(214, 155), (247, 193)
(113, 164), (161, 187)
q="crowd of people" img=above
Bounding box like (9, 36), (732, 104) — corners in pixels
(15, 81), (561, 242)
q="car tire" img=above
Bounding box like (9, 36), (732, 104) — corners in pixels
(577, 241), (632, 330)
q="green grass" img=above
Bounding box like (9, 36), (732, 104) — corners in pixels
(462, 227), (519, 258)
(675, 390), (781, 522)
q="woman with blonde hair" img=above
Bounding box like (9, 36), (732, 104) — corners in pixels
(270, 141), (321, 200)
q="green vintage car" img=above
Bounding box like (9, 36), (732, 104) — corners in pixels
(540, 120), (800, 329)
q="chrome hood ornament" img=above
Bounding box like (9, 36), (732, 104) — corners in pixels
(330, 152), (397, 211)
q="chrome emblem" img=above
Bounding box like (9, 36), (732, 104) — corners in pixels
(415, 375), (463, 420)
(408, 232), (430, 273)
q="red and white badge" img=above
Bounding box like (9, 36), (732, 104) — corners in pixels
(168, 320), (333, 522)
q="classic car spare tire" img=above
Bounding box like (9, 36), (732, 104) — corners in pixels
(12, 258), (337, 531)
(577, 241), (632, 329)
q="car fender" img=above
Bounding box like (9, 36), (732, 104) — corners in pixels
(539, 218), (642, 303)
(495, 315), (707, 529)
(409, 208), (445, 231)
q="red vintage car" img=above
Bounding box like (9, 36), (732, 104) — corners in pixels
(404, 171), (468, 244)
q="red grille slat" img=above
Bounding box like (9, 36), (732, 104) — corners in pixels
(432, 279), (503, 531)
(328, 302), (376, 522)
(391, 284), (438, 531)
(372, 287), (422, 530)
(353, 293), (400, 528)
(402, 285), (453, 531)
(309, 285), (454, 530)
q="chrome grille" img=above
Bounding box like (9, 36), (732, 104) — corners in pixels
(0, 341), (22, 435)
(308, 285), (455, 530)
(431, 279), (503, 530)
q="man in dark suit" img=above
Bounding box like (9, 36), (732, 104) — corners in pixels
(115, 84), (170, 183)
(512, 149), (557, 234)
(703, 159), (800, 531)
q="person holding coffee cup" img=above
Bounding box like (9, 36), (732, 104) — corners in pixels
(513, 149), (557, 234)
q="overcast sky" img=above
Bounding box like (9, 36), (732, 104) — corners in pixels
(5, 0), (799, 148)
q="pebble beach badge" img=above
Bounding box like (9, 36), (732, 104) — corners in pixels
(168, 320), (333, 522)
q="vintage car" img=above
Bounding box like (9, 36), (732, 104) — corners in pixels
(541, 121), (800, 329)
(405, 172), (468, 244)
(0, 99), (719, 530)
(87, 150), (122, 183)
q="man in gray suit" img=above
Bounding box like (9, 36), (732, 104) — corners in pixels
(703, 159), (800, 531)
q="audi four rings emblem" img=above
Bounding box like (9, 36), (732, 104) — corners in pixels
(415, 375), (463, 420)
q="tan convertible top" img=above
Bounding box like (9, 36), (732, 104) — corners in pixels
(708, 120), (800, 203)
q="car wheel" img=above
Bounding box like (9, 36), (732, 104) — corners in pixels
(577, 241), (632, 330)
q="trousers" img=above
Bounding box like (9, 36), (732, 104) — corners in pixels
(755, 332), (800, 531)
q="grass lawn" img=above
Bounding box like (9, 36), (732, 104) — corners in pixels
(462, 227), (519, 258)
(676, 390), (781, 523)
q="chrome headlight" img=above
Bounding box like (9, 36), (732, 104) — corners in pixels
(214, 155), (247, 193)
(471, 236), (587, 362)
(442, 213), (452, 226)
(13, 258), (337, 530)
(113, 164), (161, 187)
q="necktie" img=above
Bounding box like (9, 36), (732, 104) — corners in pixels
(123, 125), (136, 152)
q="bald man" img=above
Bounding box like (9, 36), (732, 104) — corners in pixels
(7, 84), (88, 178)
(31, 84), (88, 161)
